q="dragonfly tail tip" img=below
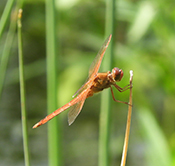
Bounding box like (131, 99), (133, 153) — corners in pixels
(32, 122), (40, 129)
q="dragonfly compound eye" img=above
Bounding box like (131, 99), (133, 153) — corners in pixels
(112, 67), (123, 82)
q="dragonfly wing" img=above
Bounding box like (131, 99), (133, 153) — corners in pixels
(72, 35), (112, 98)
(72, 78), (93, 97)
(72, 80), (88, 97)
(68, 89), (89, 125)
(88, 34), (112, 80)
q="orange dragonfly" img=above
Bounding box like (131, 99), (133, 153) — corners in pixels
(33, 34), (130, 128)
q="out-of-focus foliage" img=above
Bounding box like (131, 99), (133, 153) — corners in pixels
(0, 0), (175, 166)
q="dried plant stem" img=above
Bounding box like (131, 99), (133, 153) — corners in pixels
(120, 70), (133, 166)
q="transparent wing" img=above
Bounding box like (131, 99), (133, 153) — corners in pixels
(72, 34), (112, 97)
(88, 34), (112, 79)
(68, 89), (89, 125)
(72, 78), (92, 98)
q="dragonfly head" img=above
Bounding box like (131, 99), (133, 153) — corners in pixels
(112, 67), (123, 82)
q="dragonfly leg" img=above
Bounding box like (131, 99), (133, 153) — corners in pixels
(108, 73), (132, 92)
(113, 83), (131, 92)
(122, 84), (131, 91)
(110, 86), (132, 106)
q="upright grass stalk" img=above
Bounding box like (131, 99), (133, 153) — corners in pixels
(98, 0), (115, 166)
(45, 0), (62, 165)
(0, 8), (17, 98)
(17, 9), (31, 166)
(120, 71), (133, 166)
(0, 0), (15, 38)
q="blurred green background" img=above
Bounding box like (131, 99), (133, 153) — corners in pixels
(0, 0), (175, 166)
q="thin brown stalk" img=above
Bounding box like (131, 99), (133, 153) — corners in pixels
(120, 70), (133, 166)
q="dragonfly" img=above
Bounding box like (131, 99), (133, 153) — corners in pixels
(33, 34), (130, 128)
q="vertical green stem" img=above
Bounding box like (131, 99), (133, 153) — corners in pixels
(17, 9), (31, 166)
(99, 0), (115, 166)
(45, 0), (62, 165)
(0, 8), (17, 98)
(0, 0), (15, 38)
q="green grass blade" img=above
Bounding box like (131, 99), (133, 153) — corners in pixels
(98, 0), (115, 166)
(0, 0), (15, 38)
(0, 8), (17, 98)
(17, 9), (31, 166)
(45, 0), (62, 165)
(138, 109), (172, 166)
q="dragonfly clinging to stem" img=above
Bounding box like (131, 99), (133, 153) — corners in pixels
(33, 34), (130, 128)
